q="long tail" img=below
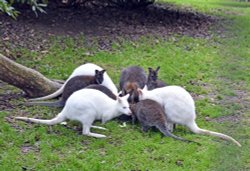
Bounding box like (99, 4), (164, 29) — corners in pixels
(28, 84), (65, 101)
(157, 124), (197, 144)
(189, 122), (241, 147)
(26, 100), (65, 108)
(15, 113), (65, 125)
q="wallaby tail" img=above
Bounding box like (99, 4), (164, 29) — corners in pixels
(157, 124), (197, 144)
(26, 100), (65, 108)
(28, 84), (65, 101)
(15, 112), (65, 125)
(189, 122), (241, 147)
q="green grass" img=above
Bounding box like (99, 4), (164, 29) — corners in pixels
(1, 0), (250, 170)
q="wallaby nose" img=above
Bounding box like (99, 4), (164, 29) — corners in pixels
(127, 109), (132, 115)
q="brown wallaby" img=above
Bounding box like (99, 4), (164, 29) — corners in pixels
(147, 66), (167, 90)
(119, 66), (147, 104)
(27, 70), (106, 107)
(130, 99), (195, 143)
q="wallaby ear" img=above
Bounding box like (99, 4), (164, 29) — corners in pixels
(123, 94), (130, 100)
(143, 85), (148, 91)
(117, 96), (122, 103)
(137, 88), (143, 96)
(101, 69), (106, 74)
(118, 91), (123, 97)
(148, 67), (153, 72)
(95, 70), (99, 74)
(156, 66), (160, 72)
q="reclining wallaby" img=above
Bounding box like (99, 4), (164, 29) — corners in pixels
(147, 66), (167, 90)
(138, 86), (241, 147)
(16, 89), (131, 138)
(27, 70), (106, 107)
(29, 63), (118, 101)
(119, 66), (147, 103)
(130, 99), (195, 143)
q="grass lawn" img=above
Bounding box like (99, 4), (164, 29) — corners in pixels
(0, 0), (249, 170)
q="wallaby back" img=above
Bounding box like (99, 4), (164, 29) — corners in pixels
(85, 84), (117, 100)
(62, 70), (105, 102)
(119, 66), (147, 103)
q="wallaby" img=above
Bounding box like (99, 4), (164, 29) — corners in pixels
(138, 86), (241, 147)
(130, 99), (195, 143)
(147, 66), (167, 90)
(27, 70), (106, 107)
(85, 84), (117, 100)
(29, 63), (118, 101)
(119, 66), (147, 103)
(16, 89), (131, 138)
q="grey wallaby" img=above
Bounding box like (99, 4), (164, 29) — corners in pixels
(130, 99), (196, 143)
(119, 66), (147, 103)
(27, 70), (106, 107)
(147, 66), (167, 90)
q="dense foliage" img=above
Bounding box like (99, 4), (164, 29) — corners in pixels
(0, 0), (155, 18)
(0, 0), (18, 18)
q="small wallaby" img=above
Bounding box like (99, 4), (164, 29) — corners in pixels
(16, 89), (132, 138)
(119, 66), (147, 103)
(27, 70), (106, 107)
(147, 66), (167, 90)
(138, 86), (241, 147)
(130, 99), (193, 143)
(28, 63), (118, 101)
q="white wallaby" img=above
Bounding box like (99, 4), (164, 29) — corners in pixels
(138, 85), (241, 147)
(16, 89), (131, 138)
(29, 63), (118, 101)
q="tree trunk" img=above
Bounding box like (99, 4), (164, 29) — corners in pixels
(0, 54), (62, 97)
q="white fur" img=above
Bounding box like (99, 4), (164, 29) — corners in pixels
(29, 63), (118, 101)
(138, 85), (241, 147)
(16, 89), (131, 138)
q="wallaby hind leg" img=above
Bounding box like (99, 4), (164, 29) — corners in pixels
(165, 121), (174, 133)
(82, 125), (106, 138)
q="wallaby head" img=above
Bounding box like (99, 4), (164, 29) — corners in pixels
(122, 82), (140, 104)
(95, 69), (106, 84)
(148, 66), (160, 81)
(116, 94), (132, 116)
(137, 85), (153, 101)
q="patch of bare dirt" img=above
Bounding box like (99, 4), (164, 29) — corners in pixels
(0, 82), (23, 111)
(211, 81), (249, 123)
(0, 2), (218, 54)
